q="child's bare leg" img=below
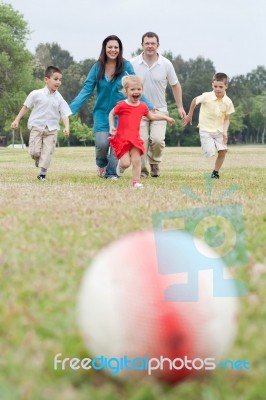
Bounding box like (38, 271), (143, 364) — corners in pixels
(130, 147), (141, 181)
(214, 150), (227, 172)
(119, 152), (131, 169)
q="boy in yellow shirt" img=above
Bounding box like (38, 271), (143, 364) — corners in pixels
(183, 72), (235, 179)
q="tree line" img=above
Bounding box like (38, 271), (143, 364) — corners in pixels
(1, 3), (265, 147)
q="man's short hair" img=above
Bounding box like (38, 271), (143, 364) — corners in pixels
(141, 32), (159, 44)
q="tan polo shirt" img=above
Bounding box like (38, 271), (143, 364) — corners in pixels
(196, 91), (235, 132)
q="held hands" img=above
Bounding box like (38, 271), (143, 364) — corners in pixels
(182, 115), (192, 127)
(64, 128), (70, 137)
(178, 107), (187, 120)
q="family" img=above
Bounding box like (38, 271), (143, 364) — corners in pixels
(11, 32), (235, 186)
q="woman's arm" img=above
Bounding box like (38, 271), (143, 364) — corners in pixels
(69, 63), (98, 115)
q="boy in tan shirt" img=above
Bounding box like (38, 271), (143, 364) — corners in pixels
(183, 72), (235, 179)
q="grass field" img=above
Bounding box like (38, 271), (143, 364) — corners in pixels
(0, 145), (265, 400)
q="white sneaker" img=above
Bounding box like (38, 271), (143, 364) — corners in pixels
(133, 182), (143, 188)
(116, 161), (125, 177)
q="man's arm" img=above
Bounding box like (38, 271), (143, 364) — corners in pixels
(171, 82), (186, 119)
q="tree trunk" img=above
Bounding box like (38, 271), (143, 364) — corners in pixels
(256, 129), (259, 144)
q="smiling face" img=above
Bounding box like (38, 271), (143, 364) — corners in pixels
(212, 80), (228, 99)
(125, 81), (143, 105)
(105, 40), (120, 61)
(44, 72), (62, 92)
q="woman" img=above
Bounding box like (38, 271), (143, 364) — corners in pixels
(70, 35), (152, 179)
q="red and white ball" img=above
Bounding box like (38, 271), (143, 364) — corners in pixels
(77, 230), (239, 383)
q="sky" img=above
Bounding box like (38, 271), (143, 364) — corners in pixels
(3, 0), (266, 78)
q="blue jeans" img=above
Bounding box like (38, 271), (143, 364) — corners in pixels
(94, 131), (118, 178)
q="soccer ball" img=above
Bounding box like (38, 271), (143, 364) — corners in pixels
(77, 230), (239, 383)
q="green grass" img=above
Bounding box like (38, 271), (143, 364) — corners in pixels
(0, 145), (265, 400)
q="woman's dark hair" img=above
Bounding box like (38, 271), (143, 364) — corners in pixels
(97, 35), (124, 80)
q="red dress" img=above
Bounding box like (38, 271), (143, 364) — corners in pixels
(108, 100), (149, 159)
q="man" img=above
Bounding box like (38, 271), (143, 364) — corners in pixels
(130, 32), (186, 177)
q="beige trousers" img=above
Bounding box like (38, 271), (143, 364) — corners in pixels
(139, 117), (167, 171)
(29, 127), (57, 170)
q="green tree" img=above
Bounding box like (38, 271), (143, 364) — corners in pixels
(228, 105), (247, 144)
(179, 56), (216, 112)
(0, 3), (35, 133)
(229, 68), (266, 143)
(33, 42), (75, 80)
(62, 58), (97, 127)
(246, 66), (266, 96)
(166, 55), (215, 139)
(59, 63), (85, 102)
(131, 48), (142, 57)
(165, 104), (183, 146)
(249, 92), (266, 144)
(60, 116), (93, 146)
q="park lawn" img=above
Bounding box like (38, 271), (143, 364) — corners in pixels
(0, 145), (265, 400)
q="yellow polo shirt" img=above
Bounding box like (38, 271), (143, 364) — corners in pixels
(196, 91), (235, 132)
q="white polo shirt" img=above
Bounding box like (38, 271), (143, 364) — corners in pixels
(24, 86), (72, 131)
(130, 53), (178, 112)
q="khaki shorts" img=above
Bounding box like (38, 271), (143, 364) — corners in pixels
(199, 130), (227, 158)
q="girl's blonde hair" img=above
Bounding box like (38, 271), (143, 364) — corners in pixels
(121, 75), (143, 95)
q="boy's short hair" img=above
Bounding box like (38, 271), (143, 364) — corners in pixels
(212, 72), (229, 84)
(45, 66), (62, 78)
(141, 31), (159, 44)
(121, 75), (143, 95)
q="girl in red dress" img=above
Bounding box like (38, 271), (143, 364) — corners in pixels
(109, 75), (175, 188)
